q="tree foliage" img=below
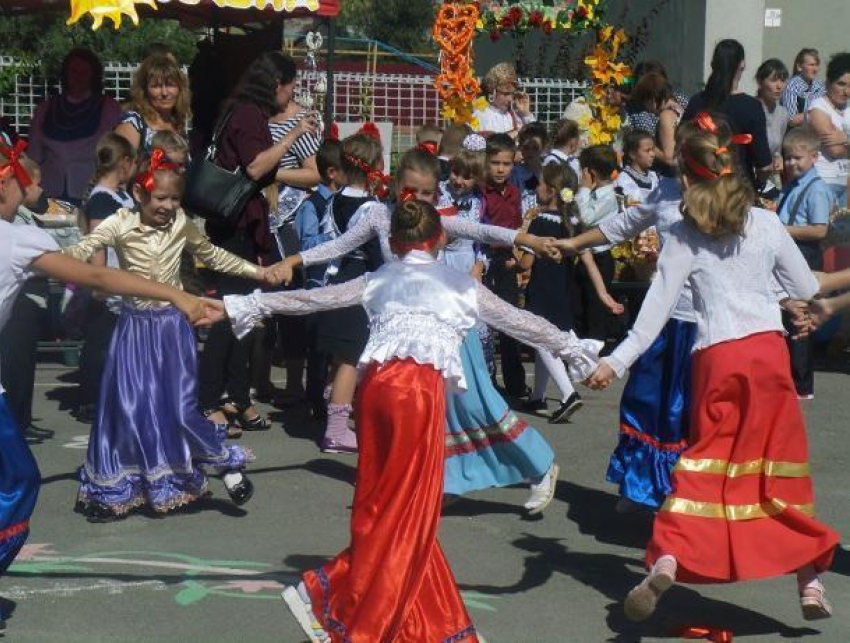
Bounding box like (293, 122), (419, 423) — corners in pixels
(0, 14), (198, 77)
(338, 0), (436, 53)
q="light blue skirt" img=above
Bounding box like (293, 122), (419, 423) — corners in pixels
(443, 329), (554, 496)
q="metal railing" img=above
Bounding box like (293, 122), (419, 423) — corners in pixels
(1, 57), (587, 160)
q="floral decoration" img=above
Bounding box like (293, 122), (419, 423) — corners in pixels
(582, 25), (631, 144)
(433, 1), (487, 128)
(475, 0), (604, 41)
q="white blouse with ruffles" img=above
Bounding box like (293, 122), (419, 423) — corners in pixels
(226, 251), (601, 391)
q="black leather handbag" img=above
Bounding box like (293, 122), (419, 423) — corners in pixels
(182, 109), (258, 221)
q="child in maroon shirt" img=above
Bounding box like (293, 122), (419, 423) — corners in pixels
(482, 134), (526, 396)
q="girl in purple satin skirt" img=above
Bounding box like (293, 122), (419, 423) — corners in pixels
(64, 149), (272, 522)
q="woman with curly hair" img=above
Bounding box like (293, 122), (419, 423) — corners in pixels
(115, 53), (191, 154)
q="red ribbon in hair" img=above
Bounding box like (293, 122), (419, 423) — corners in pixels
(390, 227), (444, 255)
(692, 112), (753, 146)
(328, 122), (340, 141)
(677, 626), (734, 642)
(344, 152), (391, 199)
(682, 145), (732, 180)
(358, 122), (382, 143)
(417, 141), (439, 156)
(399, 187), (418, 202)
(0, 139), (33, 188)
(135, 148), (181, 192)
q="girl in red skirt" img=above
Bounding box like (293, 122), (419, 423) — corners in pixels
(588, 115), (839, 622)
(217, 200), (600, 643)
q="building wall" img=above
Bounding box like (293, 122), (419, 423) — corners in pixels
(761, 0), (850, 79)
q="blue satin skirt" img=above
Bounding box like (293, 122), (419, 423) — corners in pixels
(443, 328), (554, 496)
(0, 395), (39, 577)
(78, 306), (251, 515)
(606, 318), (697, 509)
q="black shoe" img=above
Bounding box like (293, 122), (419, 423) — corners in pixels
(84, 502), (123, 523)
(549, 393), (583, 424)
(224, 472), (254, 506)
(521, 398), (548, 413)
(233, 407), (270, 431)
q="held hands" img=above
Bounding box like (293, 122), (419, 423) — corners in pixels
(552, 238), (579, 256)
(809, 298), (835, 329)
(584, 360), (616, 390)
(173, 293), (225, 327)
(261, 259), (297, 287)
(781, 298), (814, 339)
(525, 235), (562, 261)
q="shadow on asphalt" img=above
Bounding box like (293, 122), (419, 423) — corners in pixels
(247, 458), (356, 487)
(605, 586), (823, 641)
(557, 481), (654, 549)
(457, 533), (821, 641)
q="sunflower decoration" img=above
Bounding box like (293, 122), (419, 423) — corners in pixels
(583, 25), (632, 145)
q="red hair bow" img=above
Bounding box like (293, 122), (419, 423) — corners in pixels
(417, 141), (438, 156)
(359, 122), (382, 143)
(0, 139), (33, 188)
(678, 626), (733, 642)
(693, 112), (753, 146)
(135, 148), (180, 192)
(399, 187), (418, 202)
(328, 122), (340, 141)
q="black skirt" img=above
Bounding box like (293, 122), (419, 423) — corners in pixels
(314, 257), (370, 364)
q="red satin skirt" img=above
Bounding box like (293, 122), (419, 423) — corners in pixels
(304, 359), (478, 643)
(647, 332), (839, 583)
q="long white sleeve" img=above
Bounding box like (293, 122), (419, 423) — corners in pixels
(598, 203), (657, 244)
(773, 225), (819, 300)
(300, 207), (388, 267)
(606, 227), (694, 377)
(442, 216), (518, 248)
(476, 283), (602, 381)
(224, 276), (367, 339)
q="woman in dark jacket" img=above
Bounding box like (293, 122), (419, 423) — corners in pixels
(199, 52), (317, 430)
(682, 39), (773, 189)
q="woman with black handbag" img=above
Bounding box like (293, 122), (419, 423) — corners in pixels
(198, 52), (317, 432)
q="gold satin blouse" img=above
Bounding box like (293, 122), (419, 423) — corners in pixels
(64, 208), (261, 309)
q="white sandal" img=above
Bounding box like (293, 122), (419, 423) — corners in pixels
(281, 585), (330, 643)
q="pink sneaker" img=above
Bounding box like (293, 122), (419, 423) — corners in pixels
(321, 428), (358, 454)
(801, 584), (833, 620)
(624, 555), (677, 622)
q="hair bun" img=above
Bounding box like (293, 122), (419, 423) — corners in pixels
(396, 200), (424, 230)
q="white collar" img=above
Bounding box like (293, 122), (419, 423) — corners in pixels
(401, 250), (437, 265)
(341, 186), (369, 198)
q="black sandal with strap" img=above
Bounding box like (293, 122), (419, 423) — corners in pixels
(232, 405), (270, 432)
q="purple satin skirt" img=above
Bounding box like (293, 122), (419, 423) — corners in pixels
(78, 306), (251, 515)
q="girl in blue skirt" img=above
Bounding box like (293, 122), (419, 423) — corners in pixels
(64, 150), (272, 522)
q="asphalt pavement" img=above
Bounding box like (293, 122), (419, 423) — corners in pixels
(4, 358), (850, 643)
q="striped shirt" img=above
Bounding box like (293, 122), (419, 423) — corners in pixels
(267, 113), (321, 169)
(780, 75), (826, 118)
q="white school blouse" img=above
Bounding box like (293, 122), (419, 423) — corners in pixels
(0, 219), (59, 393)
(605, 207), (819, 378)
(226, 251), (600, 391)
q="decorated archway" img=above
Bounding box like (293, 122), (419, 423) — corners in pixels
(433, 0), (630, 144)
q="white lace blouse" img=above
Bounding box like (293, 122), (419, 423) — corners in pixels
(299, 201), (518, 267)
(605, 207), (819, 378)
(226, 251), (600, 391)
